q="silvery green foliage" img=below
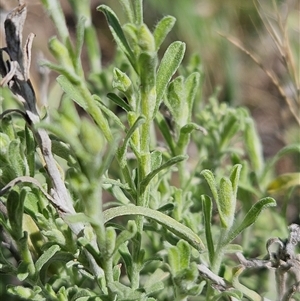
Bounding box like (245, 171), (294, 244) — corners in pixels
(0, 1), (299, 301)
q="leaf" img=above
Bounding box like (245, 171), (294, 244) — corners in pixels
(218, 177), (235, 229)
(57, 75), (87, 109)
(97, 5), (135, 68)
(107, 92), (132, 112)
(201, 195), (214, 265)
(224, 197), (276, 246)
(144, 268), (167, 294)
(38, 250), (74, 284)
(93, 95), (126, 130)
(25, 125), (35, 177)
(177, 240), (191, 270)
(112, 68), (132, 93)
(140, 155), (187, 194)
(229, 164), (242, 200)
(201, 169), (219, 203)
(168, 245), (180, 275)
(184, 72), (200, 121)
(156, 41), (186, 113)
(117, 115), (145, 168)
(74, 17), (85, 73)
(155, 111), (176, 156)
(7, 190), (23, 240)
(244, 117), (264, 174)
(267, 172), (300, 194)
(153, 15), (176, 51)
(35, 244), (61, 272)
(103, 205), (205, 251)
(8, 139), (27, 177)
(219, 113), (240, 150)
(113, 220), (137, 257)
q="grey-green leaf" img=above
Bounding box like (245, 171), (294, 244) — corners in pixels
(103, 205), (205, 251)
(201, 169), (219, 203)
(97, 5), (135, 68)
(201, 195), (214, 264)
(155, 41), (186, 113)
(224, 197), (276, 246)
(57, 75), (87, 109)
(140, 155), (188, 193)
(153, 15), (176, 51)
(35, 244), (61, 272)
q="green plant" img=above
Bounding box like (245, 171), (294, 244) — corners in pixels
(0, 1), (299, 300)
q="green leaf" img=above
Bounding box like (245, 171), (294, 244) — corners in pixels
(165, 75), (185, 126)
(153, 16), (176, 51)
(140, 155), (187, 194)
(224, 197), (276, 246)
(97, 5), (135, 68)
(168, 245), (180, 275)
(155, 111), (176, 156)
(7, 285), (43, 300)
(223, 244), (243, 254)
(118, 244), (133, 282)
(56, 75), (87, 109)
(177, 240), (191, 270)
(229, 164), (242, 200)
(7, 190), (23, 240)
(93, 95), (126, 130)
(8, 140), (27, 177)
(144, 268), (167, 295)
(74, 17), (85, 74)
(103, 205), (205, 251)
(113, 220), (137, 257)
(219, 113), (240, 150)
(105, 227), (117, 256)
(39, 250), (74, 284)
(137, 24), (155, 52)
(218, 177), (235, 229)
(201, 195), (214, 265)
(107, 92), (132, 112)
(48, 36), (75, 73)
(244, 117), (264, 174)
(117, 115), (145, 168)
(201, 169), (219, 203)
(35, 244), (61, 272)
(112, 68), (132, 93)
(139, 51), (157, 120)
(185, 72), (200, 121)
(25, 125), (35, 177)
(156, 41), (186, 113)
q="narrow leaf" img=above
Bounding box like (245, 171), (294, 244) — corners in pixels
(118, 115), (145, 168)
(153, 15), (176, 51)
(56, 75), (87, 109)
(201, 195), (214, 265)
(97, 5), (135, 67)
(229, 164), (242, 200)
(224, 197), (276, 246)
(156, 41), (186, 112)
(244, 118), (264, 174)
(218, 177), (235, 229)
(177, 240), (191, 270)
(140, 155), (187, 193)
(201, 169), (219, 203)
(103, 205), (205, 251)
(35, 244), (61, 272)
